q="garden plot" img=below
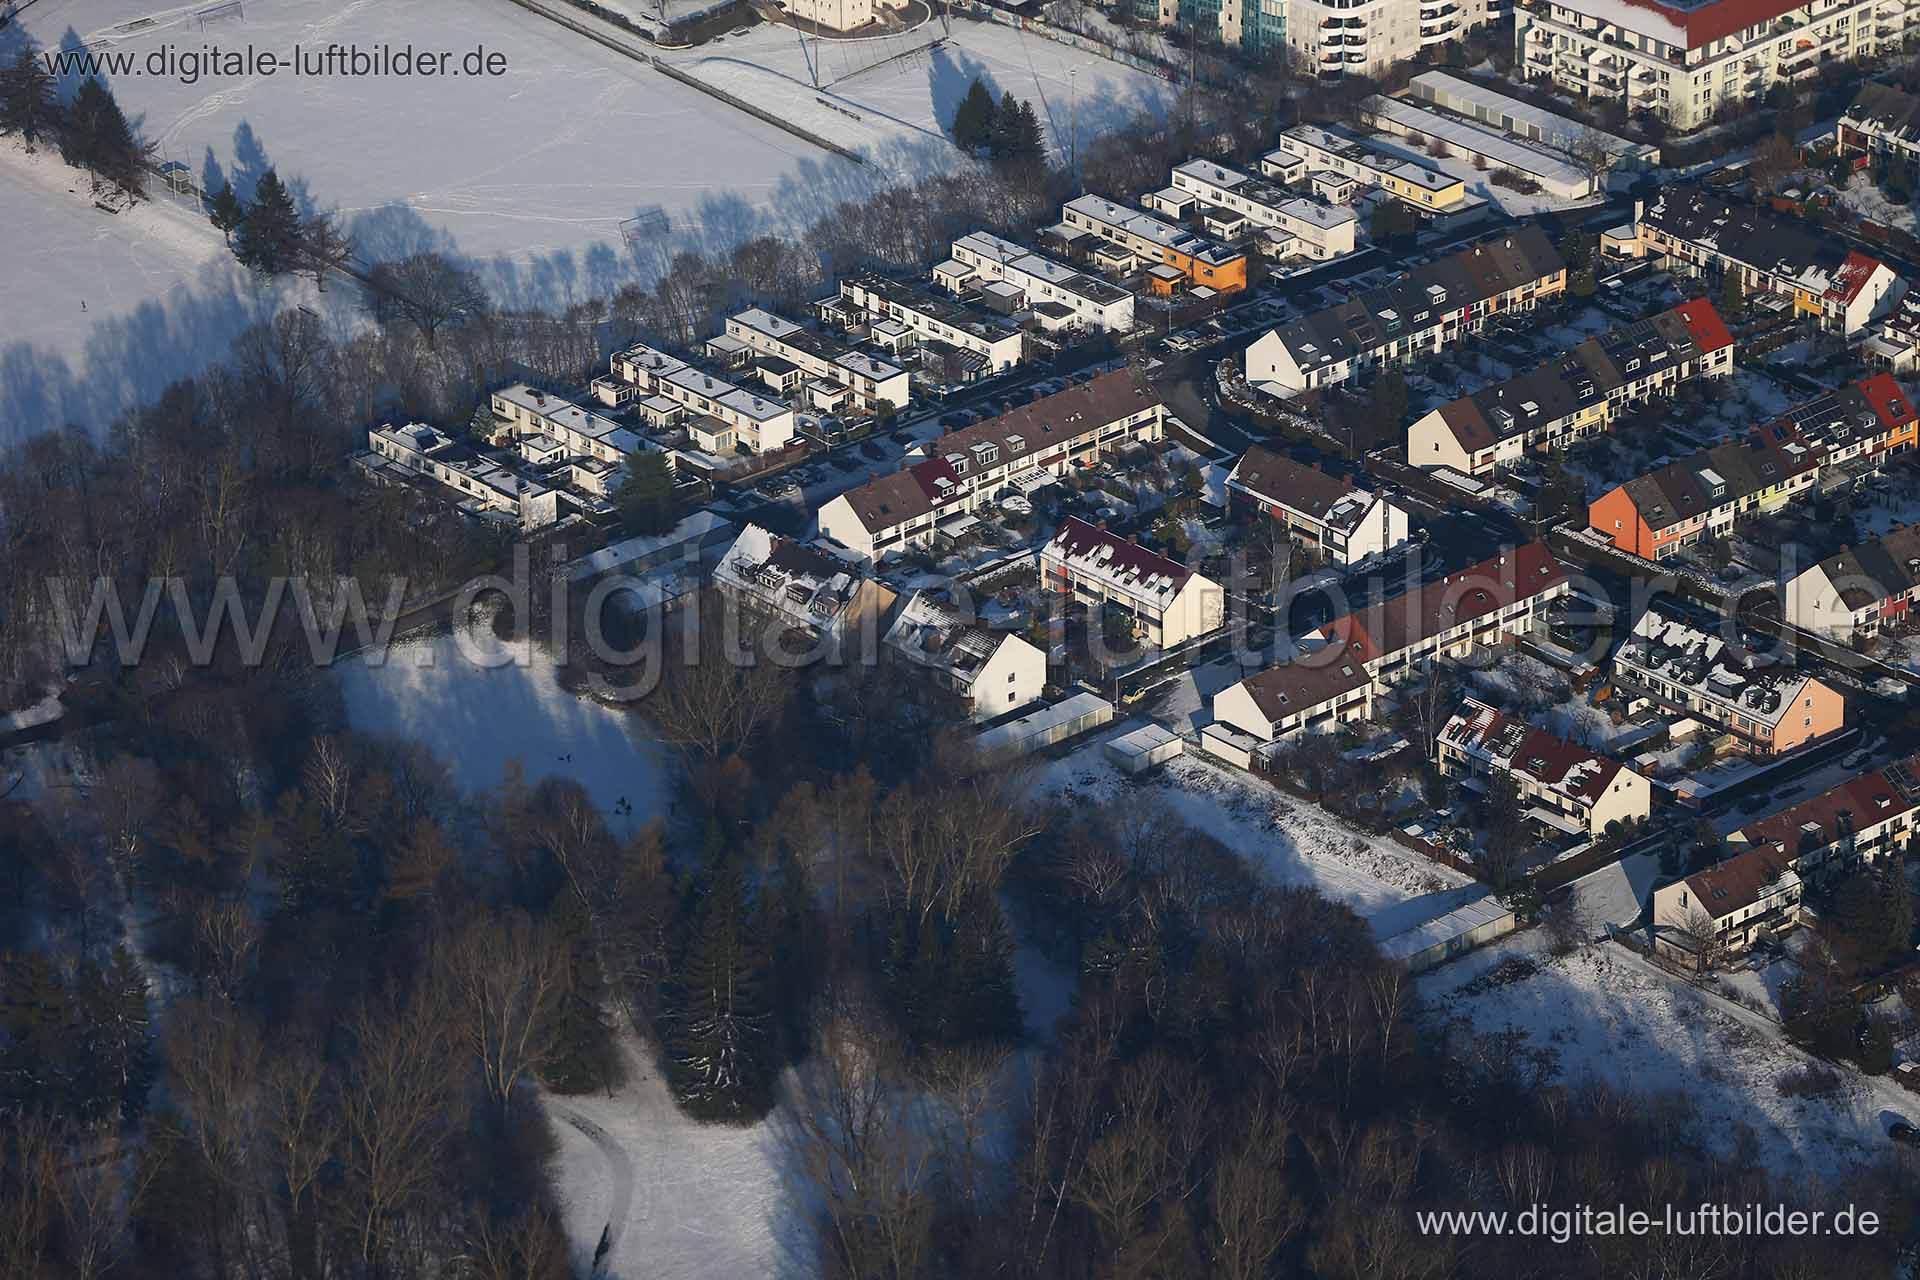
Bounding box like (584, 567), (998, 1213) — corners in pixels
(1038, 734), (1469, 921)
(1423, 932), (1920, 1184)
(1838, 172), (1919, 235)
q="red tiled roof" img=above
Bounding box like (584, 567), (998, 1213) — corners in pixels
(1859, 371), (1917, 432)
(1620, 0), (1812, 50)
(1683, 842), (1793, 922)
(1044, 516), (1192, 586)
(1671, 296), (1734, 354)
(1315, 541), (1567, 662)
(1735, 760), (1920, 855)
(1827, 252), (1886, 305)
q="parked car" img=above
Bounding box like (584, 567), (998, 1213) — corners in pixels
(1890, 1120), (1920, 1147)
(1842, 748), (1873, 769)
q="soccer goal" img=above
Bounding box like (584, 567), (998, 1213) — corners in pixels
(196, 0), (244, 30)
(619, 208), (671, 267)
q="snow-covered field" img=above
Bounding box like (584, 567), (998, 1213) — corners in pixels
(1424, 931), (1920, 1183)
(334, 622), (672, 822)
(1040, 732), (1470, 922)
(9, 0), (1171, 436)
(0, 137), (329, 444)
(545, 1033), (800, 1280)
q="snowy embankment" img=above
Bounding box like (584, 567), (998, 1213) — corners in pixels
(1422, 930), (1920, 1184)
(1038, 734), (1469, 921)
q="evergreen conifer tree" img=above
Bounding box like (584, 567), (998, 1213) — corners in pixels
(235, 169), (301, 275)
(208, 181), (246, 246)
(61, 76), (143, 193)
(0, 47), (61, 152)
(540, 891), (617, 1095)
(662, 851), (774, 1120)
(0, 951), (72, 1113)
(951, 77), (997, 153)
(71, 947), (151, 1126)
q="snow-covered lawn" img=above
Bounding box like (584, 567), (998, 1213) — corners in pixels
(1038, 734), (1469, 921)
(544, 1033), (800, 1280)
(335, 622), (673, 822)
(0, 138), (329, 443)
(1423, 932), (1920, 1183)
(1838, 172), (1919, 235)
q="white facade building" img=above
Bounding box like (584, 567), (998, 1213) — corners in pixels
(1288, 0), (1497, 81)
(597, 342), (798, 453)
(944, 231), (1136, 332)
(1168, 158), (1360, 260)
(722, 307), (911, 412)
(884, 591), (1047, 722)
(1038, 516), (1223, 648)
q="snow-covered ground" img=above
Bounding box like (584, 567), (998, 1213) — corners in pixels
(0, 137), (327, 444)
(544, 1033), (800, 1280)
(1423, 931), (1920, 1183)
(1838, 172), (1919, 235)
(334, 621), (673, 823)
(10, 0), (1172, 437)
(1039, 733), (1469, 921)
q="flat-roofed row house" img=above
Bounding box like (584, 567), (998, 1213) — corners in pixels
(719, 307), (911, 414)
(1037, 516), (1224, 649)
(1164, 158), (1359, 261)
(1438, 696), (1654, 837)
(1587, 375), (1919, 560)
(1261, 125), (1476, 216)
(941, 231), (1136, 333)
(1060, 194), (1250, 294)
(1310, 541), (1571, 687)
(1244, 227), (1566, 395)
(594, 341), (798, 454)
(1607, 186), (1902, 335)
(816, 370), (1165, 560)
(1610, 608), (1846, 757)
(366, 421), (562, 528)
(1225, 444), (1412, 566)
(1407, 298), (1735, 476)
(831, 272), (1027, 376)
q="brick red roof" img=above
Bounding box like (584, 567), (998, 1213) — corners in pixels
(1619, 0), (1812, 50)
(1671, 296), (1734, 354)
(1683, 842), (1794, 922)
(1044, 516), (1191, 587)
(1442, 697), (1624, 805)
(1315, 541), (1567, 664)
(1828, 252), (1887, 305)
(1735, 758), (1920, 855)
(1859, 371), (1917, 433)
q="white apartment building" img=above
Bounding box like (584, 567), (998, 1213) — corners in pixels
(1264, 125), (1476, 215)
(1168, 158), (1360, 260)
(1059, 194), (1249, 288)
(884, 591), (1047, 723)
(1782, 523), (1920, 642)
(1226, 444), (1411, 565)
(1516, 0), (1920, 132)
(597, 341), (798, 453)
(835, 273), (1027, 374)
(818, 371), (1165, 560)
(1038, 516), (1224, 648)
(1288, 0), (1497, 81)
(722, 307), (911, 412)
(942, 231), (1137, 333)
(1437, 697), (1653, 837)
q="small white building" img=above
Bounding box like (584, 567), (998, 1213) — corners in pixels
(977, 691), (1114, 758)
(1226, 445), (1410, 566)
(947, 231), (1137, 333)
(598, 342), (798, 453)
(1211, 654), (1375, 749)
(1377, 895), (1518, 972)
(1105, 722), (1185, 774)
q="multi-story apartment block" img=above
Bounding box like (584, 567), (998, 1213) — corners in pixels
(1244, 227), (1566, 395)
(1837, 80), (1920, 166)
(1263, 126), (1474, 215)
(1210, 653), (1377, 750)
(1657, 754), (1920, 959)
(883, 590), (1048, 722)
(1060, 194), (1250, 292)
(833, 273), (1027, 374)
(1286, 0), (1497, 81)
(1608, 187), (1902, 334)
(940, 232), (1136, 332)
(1038, 517), (1224, 648)
(1783, 523), (1920, 641)
(1588, 375), (1918, 558)
(1166, 159), (1360, 261)
(596, 342), (798, 453)
(1516, 0), (1920, 132)
(1611, 608), (1846, 756)
(720, 307), (911, 412)
(1438, 697), (1654, 836)
(1226, 444), (1412, 565)
(367, 422), (561, 528)
(817, 371), (1165, 559)
(1155, 0), (1287, 57)
(1311, 541), (1571, 687)
(1407, 298), (1735, 475)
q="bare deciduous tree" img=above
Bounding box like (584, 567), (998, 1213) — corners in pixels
(437, 910), (567, 1114)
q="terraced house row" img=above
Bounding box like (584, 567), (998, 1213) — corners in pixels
(1587, 375), (1918, 559)
(1408, 297), (1735, 476)
(816, 371), (1166, 561)
(1606, 185), (1901, 334)
(1244, 226), (1566, 395)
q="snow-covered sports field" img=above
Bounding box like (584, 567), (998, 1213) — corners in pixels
(6, 0), (1172, 436)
